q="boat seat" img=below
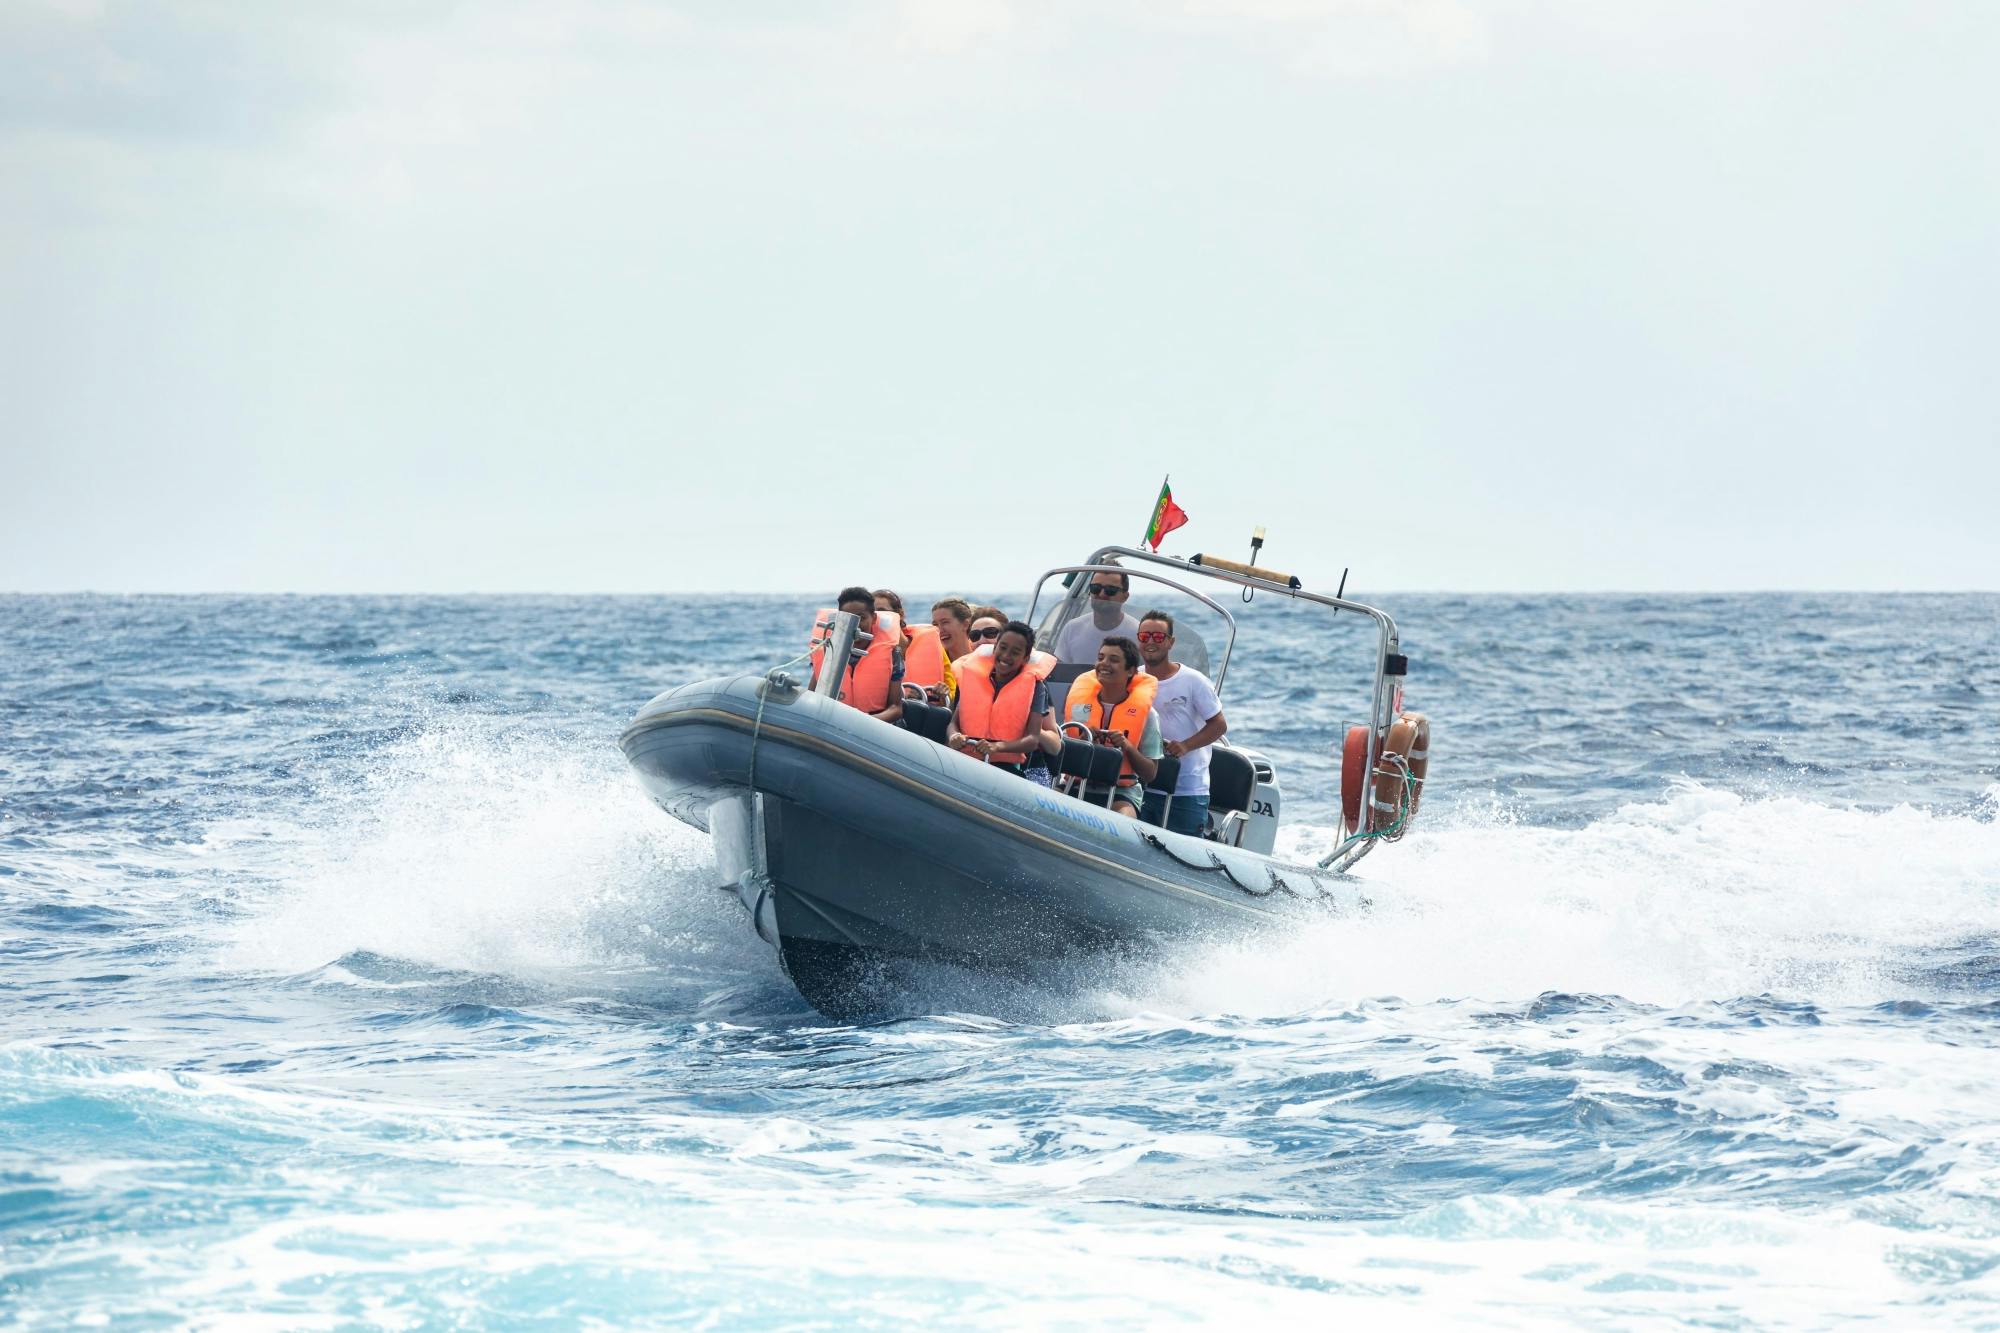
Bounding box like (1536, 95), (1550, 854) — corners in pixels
(1056, 737), (1123, 788)
(1043, 662), (1091, 704)
(1143, 755), (1181, 797)
(1208, 746), (1256, 815)
(900, 698), (952, 746)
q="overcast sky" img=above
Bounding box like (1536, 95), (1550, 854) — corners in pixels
(5, 0), (1995, 594)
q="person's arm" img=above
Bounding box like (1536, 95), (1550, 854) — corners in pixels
(1117, 713), (1160, 785)
(1164, 710), (1226, 758)
(933, 649), (956, 706)
(945, 700), (970, 751)
(1029, 681), (1062, 754)
(1036, 708), (1063, 755)
(873, 646), (905, 724)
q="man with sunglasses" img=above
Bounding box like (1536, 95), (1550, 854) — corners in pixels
(1054, 569), (1141, 665)
(1134, 609), (1226, 838)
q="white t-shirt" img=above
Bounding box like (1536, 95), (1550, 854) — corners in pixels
(1055, 611), (1140, 665)
(1149, 665), (1222, 796)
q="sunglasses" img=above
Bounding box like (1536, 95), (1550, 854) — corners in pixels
(1088, 583), (1124, 597)
(1136, 631), (1169, 644)
(970, 626), (1003, 641)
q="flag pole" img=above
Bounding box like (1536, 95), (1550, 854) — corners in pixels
(1143, 473), (1169, 546)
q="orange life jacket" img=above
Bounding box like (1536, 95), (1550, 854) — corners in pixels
(809, 609), (901, 714)
(1064, 671), (1157, 781)
(953, 653), (1041, 764)
(902, 623), (953, 695)
(958, 645), (1057, 680)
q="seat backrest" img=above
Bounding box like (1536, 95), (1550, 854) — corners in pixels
(900, 698), (945, 745)
(1057, 737), (1123, 787)
(1208, 746), (1256, 814)
(1043, 662), (1091, 706)
(1144, 754), (1181, 796)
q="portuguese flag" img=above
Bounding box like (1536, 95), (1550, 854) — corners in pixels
(1143, 476), (1189, 550)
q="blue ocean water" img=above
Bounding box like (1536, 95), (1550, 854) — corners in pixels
(3, 591), (1998, 1326)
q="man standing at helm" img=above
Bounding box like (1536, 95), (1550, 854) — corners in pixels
(1055, 568), (1141, 664)
(1134, 609), (1226, 838)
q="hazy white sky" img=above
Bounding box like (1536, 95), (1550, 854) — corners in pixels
(4, 0), (1995, 593)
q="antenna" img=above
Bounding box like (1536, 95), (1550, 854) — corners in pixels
(1242, 526), (1266, 602)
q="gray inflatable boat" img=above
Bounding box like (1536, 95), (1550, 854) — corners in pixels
(620, 543), (1429, 1018)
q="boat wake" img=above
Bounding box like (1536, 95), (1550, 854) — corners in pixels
(1124, 778), (2000, 1016)
(218, 720), (795, 1013)
(218, 721), (2000, 1020)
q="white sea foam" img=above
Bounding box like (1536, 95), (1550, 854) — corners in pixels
(223, 717), (2000, 1022)
(16, 597), (2000, 1328)
(1118, 779), (2000, 1015)
(220, 720), (759, 982)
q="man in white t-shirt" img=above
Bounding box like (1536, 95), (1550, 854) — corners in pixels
(1134, 609), (1227, 837)
(1054, 569), (1141, 664)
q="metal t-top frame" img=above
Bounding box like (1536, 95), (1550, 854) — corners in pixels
(1025, 562), (1241, 697)
(1029, 544), (1404, 874)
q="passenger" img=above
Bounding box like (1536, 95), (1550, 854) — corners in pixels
(812, 585), (904, 725)
(1054, 569), (1141, 664)
(965, 609), (1006, 655)
(1133, 609), (1227, 838)
(1063, 635), (1160, 817)
(959, 608), (1059, 681)
(948, 621), (1060, 786)
(882, 588), (953, 701)
(930, 597), (977, 666)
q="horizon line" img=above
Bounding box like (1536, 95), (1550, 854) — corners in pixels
(4, 587), (1995, 599)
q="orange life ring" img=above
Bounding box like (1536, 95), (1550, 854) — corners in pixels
(1342, 713), (1432, 837)
(1340, 725), (1370, 834)
(1370, 715), (1418, 830)
(1401, 712), (1430, 818)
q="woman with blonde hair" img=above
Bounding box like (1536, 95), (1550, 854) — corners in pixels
(930, 597), (977, 665)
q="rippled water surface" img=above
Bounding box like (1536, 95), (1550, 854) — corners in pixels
(4, 592), (1998, 1326)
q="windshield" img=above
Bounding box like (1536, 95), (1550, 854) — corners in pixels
(1029, 564), (1232, 692)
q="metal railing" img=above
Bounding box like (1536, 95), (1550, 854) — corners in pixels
(1034, 545), (1403, 874)
(808, 610), (863, 702)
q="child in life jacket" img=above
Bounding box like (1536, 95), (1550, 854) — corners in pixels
(1063, 636), (1162, 817)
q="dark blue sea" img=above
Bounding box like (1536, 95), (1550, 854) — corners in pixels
(4, 592), (1998, 1326)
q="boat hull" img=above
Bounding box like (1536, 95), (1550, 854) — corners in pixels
(620, 674), (1351, 1016)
